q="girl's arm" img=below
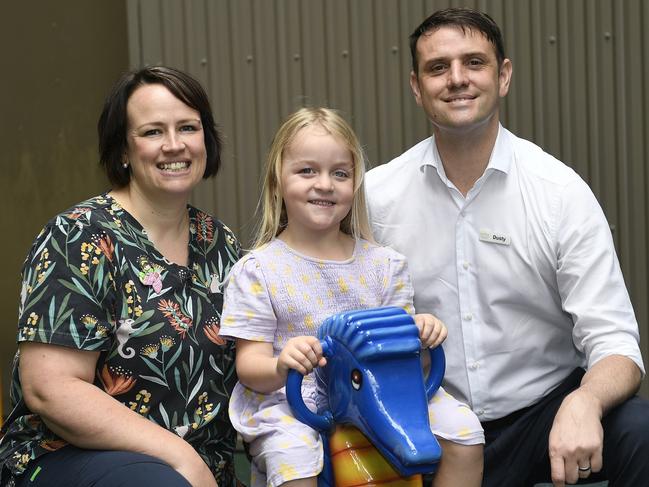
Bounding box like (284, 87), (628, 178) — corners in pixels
(19, 342), (216, 487)
(236, 337), (326, 394)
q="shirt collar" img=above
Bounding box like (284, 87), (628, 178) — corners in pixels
(420, 124), (513, 177)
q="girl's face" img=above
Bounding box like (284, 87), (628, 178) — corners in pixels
(125, 83), (207, 201)
(280, 124), (354, 238)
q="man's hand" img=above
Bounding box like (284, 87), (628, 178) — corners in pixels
(548, 356), (641, 486)
(414, 313), (448, 349)
(548, 388), (604, 486)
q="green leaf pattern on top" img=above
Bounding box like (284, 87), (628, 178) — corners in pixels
(0, 194), (241, 486)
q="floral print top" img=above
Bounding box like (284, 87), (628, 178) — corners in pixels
(0, 194), (241, 485)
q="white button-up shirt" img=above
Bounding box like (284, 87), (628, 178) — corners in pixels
(366, 125), (645, 421)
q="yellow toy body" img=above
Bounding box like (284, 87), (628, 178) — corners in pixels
(330, 424), (423, 487)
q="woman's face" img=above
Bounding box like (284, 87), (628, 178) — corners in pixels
(124, 83), (207, 201)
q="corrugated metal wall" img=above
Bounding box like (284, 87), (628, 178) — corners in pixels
(127, 0), (648, 395)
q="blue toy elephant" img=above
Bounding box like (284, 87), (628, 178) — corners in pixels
(287, 306), (445, 486)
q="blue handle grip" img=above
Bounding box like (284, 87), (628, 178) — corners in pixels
(425, 346), (446, 401)
(286, 338), (334, 433)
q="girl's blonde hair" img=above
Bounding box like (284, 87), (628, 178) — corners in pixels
(253, 107), (373, 249)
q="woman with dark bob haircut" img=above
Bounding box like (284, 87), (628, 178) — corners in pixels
(98, 66), (222, 188)
(0, 66), (242, 487)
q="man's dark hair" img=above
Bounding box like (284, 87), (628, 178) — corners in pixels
(409, 7), (506, 75)
(98, 66), (222, 188)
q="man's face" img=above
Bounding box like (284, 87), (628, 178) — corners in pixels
(410, 26), (512, 136)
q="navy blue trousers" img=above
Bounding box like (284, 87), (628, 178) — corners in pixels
(482, 368), (649, 487)
(12, 446), (191, 487)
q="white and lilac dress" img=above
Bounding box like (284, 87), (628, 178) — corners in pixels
(220, 238), (483, 487)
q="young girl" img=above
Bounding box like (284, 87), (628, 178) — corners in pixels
(219, 108), (484, 487)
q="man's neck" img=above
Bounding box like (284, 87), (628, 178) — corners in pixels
(434, 121), (500, 196)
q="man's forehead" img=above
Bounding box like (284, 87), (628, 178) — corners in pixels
(417, 25), (494, 56)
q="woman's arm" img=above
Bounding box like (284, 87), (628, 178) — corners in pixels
(235, 337), (326, 394)
(19, 342), (216, 487)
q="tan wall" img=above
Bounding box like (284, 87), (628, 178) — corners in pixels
(0, 2), (129, 414)
(128, 0), (648, 398)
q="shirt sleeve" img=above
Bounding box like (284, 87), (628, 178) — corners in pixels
(555, 179), (645, 375)
(379, 247), (416, 315)
(17, 219), (115, 351)
(219, 253), (277, 342)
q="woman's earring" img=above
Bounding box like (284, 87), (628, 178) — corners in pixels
(122, 162), (129, 169)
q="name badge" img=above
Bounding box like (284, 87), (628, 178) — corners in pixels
(479, 229), (511, 246)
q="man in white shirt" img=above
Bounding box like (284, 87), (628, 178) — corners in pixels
(366, 7), (648, 487)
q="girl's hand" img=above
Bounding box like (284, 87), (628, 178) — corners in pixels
(277, 336), (327, 376)
(414, 313), (447, 349)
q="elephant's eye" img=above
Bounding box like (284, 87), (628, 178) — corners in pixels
(351, 369), (362, 390)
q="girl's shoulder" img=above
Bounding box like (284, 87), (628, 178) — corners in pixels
(224, 241), (288, 296)
(240, 239), (282, 264)
(247, 239), (302, 264)
(356, 239), (407, 263)
(228, 240), (281, 275)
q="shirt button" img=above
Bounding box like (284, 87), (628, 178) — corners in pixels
(469, 362), (479, 370)
(463, 261), (470, 270)
(476, 409), (485, 416)
(463, 313), (473, 321)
